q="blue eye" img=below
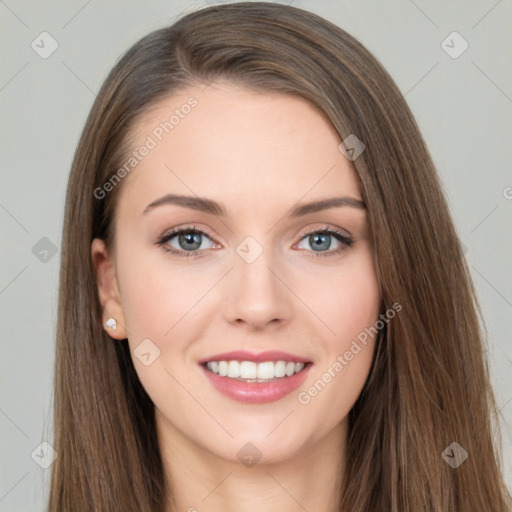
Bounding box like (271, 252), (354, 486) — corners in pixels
(156, 226), (353, 258)
(156, 226), (215, 257)
(295, 228), (353, 257)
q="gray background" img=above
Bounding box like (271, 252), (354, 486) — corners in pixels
(1, 0), (511, 510)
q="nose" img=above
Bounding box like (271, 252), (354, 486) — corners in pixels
(221, 242), (293, 331)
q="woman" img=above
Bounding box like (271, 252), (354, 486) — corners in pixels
(48, 2), (511, 511)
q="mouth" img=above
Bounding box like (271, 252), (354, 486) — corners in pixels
(198, 350), (313, 404)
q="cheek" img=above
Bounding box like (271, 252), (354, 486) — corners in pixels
(118, 268), (172, 341)
(297, 249), (381, 411)
(312, 249), (381, 349)
(116, 244), (208, 342)
(115, 247), (202, 403)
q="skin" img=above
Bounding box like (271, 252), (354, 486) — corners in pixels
(92, 81), (381, 512)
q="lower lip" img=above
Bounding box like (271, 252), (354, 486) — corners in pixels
(200, 363), (312, 404)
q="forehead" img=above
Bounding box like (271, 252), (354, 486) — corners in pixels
(117, 82), (361, 218)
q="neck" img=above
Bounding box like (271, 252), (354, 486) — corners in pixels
(157, 410), (347, 512)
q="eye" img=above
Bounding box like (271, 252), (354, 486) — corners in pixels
(155, 226), (217, 258)
(295, 227), (353, 257)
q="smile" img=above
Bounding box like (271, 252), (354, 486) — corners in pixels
(199, 351), (313, 403)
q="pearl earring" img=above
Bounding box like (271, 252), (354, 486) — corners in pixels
(105, 317), (117, 330)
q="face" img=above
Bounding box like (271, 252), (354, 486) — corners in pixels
(92, 81), (381, 466)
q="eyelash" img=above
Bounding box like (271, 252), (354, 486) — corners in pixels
(155, 225), (354, 259)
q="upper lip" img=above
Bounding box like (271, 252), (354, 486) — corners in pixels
(197, 350), (311, 364)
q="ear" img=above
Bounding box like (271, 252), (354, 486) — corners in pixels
(91, 238), (128, 339)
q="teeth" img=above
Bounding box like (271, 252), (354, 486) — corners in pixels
(205, 360), (306, 380)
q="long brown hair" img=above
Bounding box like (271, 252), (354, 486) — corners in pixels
(49, 2), (511, 510)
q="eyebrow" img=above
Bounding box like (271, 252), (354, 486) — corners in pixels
(142, 193), (366, 217)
